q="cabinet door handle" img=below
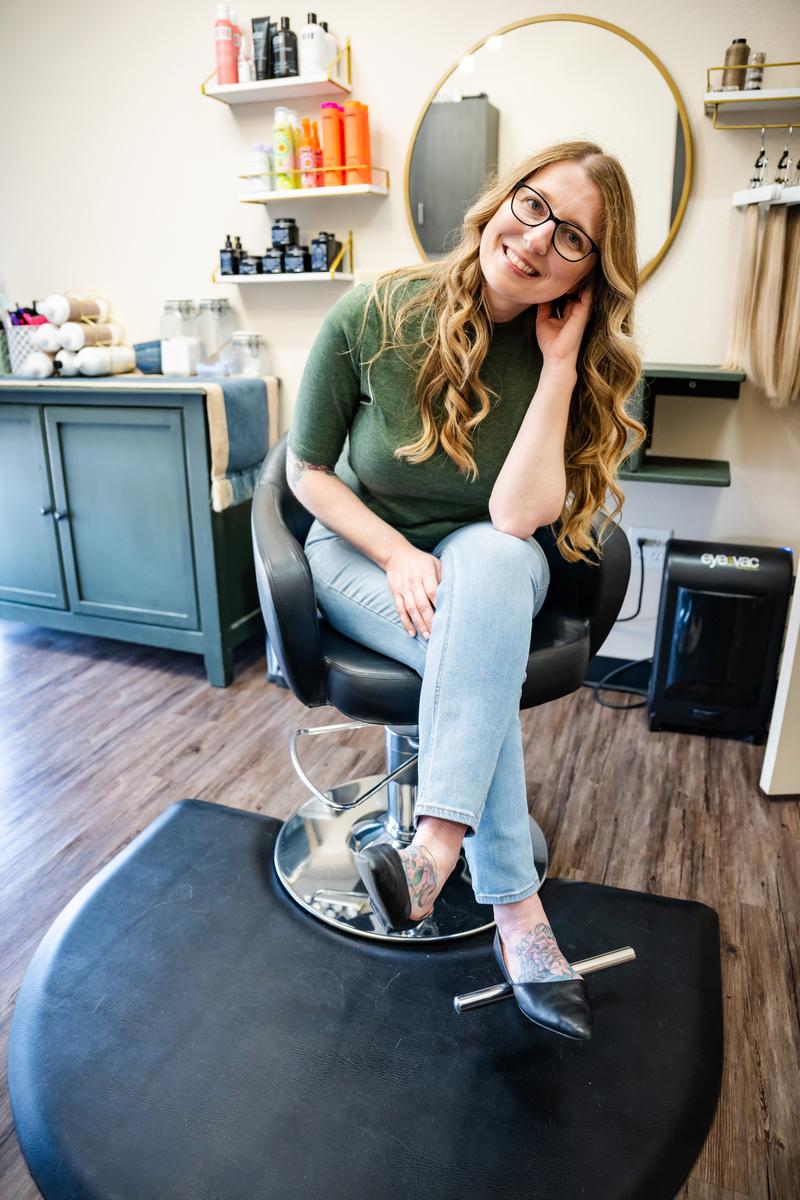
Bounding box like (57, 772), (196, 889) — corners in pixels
(53, 510), (69, 522)
(40, 506), (54, 516)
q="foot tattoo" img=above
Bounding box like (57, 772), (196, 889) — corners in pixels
(507, 923), (581, 983)
(398, 844), (439, 919)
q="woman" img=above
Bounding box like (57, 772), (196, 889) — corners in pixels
(286, 139), (645, 1039)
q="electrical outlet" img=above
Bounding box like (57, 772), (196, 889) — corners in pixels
(627, 525), (673, 570)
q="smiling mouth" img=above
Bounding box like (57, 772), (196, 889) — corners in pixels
(502, 244), (541, 278)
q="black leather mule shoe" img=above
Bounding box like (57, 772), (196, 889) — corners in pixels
(493, 928), (593, 1040)
(354, 842), (434, 933)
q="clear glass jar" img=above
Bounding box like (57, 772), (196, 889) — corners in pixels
(160, 299), (197, 340)
(197, 298), (236, 360)
(231, 330), (267, 376)
(744, 51), (767, 91)
(160, 300), (200, 376)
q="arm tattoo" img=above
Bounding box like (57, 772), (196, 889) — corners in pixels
(287, 452), (335, 491)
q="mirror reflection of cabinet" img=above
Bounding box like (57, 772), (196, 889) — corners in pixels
(408, 95), (499, 258)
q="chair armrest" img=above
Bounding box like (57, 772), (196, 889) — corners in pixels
(535, 515), (631, 658)
(251, 456), (326, 708)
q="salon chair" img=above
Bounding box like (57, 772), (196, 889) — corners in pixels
(252, 434), (631, 942)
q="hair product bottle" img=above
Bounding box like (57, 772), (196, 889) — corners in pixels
(311, 119), (323, 185)
(214, 4), (238, 85)
(299, 12), (326, 77)
(219, 234), (240, 274)
(721, 38), (750, 91)
(344, 100), (371, 184)
(320, 102), (344, 185)
(266, 20), (277, 73)
(320, 21), (338, 77)
(358, 102), (371, 182)
(252, 16), (271, 79)
(273, 106), (296, 189)
(237, 30), (253, 82)
(298, 118), (317, 187)
(288, 109), (303, 186)
(272, 17), (298, 78)
(229, 8), (242, 61)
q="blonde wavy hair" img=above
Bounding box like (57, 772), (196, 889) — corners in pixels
(360, 139), (646, 564)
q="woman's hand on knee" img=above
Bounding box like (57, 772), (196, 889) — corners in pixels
(385, 546), (442, 639)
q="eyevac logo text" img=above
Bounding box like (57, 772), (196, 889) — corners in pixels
(700, 552), (760, 570)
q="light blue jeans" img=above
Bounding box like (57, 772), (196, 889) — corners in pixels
(304, 517), (551, 905)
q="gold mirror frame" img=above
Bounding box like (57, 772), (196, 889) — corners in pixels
(403, 13), (693, 286)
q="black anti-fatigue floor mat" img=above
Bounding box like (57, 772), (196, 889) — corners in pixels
(9, 799), (722, 1200)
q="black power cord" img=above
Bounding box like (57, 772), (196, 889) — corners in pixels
(616, 537), (647, 623)
(586, 537), (652, 711)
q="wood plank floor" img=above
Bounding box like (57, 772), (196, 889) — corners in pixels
(0, 622), (798, 1199)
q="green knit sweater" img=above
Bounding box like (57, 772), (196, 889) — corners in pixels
(287, 279), (544, 551)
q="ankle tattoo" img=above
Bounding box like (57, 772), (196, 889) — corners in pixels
(401, 845), (438, 913)
(516, 922), (580, 982)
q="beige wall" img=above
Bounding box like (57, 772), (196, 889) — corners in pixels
(1, 0), (799, 674)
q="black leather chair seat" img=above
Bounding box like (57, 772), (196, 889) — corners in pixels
(321, 610), (591, 725)
(252, 437), (630, 715)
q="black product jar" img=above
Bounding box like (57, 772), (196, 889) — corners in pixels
(311, 231), (343, 271)
(262, 248), (285, 273)
(284, 244), (312, 272)
(271, 217), (299, 247)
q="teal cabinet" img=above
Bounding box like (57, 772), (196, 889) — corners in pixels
(0, 405), (67, 609)
(44, 406), (199, 629)
(0, 383), (269, 686)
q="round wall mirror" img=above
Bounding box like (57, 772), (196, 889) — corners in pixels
(404, 15), (693, 284)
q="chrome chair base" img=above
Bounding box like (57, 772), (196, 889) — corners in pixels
(273, 771), (549, 944)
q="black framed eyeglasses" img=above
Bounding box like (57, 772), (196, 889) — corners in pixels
(510, 183), (601, 264)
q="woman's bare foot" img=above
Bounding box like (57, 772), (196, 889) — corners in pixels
(397, 815), (468, 921)
(494, 892), (581, 983)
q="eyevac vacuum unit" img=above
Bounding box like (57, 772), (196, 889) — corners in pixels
(648, 538), (794, 743)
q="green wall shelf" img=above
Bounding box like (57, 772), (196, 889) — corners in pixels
(619, 363), (746, 486)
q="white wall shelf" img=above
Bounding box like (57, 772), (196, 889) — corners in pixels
(703, 60), (800, 129)
(704, 86), (800, 113)
(240, 178), (389, 203)
(203, 74), (351, 105)
(214, 272), (353, 283)
(213, 230), (354, 283)
(202, 37), (352, 104)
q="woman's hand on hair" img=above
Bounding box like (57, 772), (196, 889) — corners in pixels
(384, 545), (442, 640)
(535, 281), (594, 368)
